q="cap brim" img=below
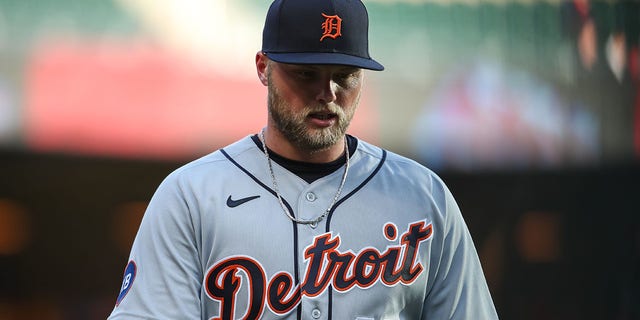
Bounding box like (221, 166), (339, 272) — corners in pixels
(265, 52), (384, 71)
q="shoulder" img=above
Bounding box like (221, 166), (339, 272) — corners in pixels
(355, 138), (451, 206)
(175, 136), (256, 174)
(163, 135), (258, 186)
(357, 139), (443, 184)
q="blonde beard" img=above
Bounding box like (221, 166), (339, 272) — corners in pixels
(267, 77), (360, 153)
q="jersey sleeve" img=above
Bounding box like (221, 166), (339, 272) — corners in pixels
(108, 171), (203, 319)
(422, 176), (499, 319)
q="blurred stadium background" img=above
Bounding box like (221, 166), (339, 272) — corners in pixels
(0, 0), (638, 319)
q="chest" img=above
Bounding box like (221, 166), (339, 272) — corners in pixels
(198, 185), (437, 319)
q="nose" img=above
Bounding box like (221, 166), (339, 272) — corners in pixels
(315, 77), (337, 104)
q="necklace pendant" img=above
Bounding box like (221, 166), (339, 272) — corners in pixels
(309, 220), (318, 228)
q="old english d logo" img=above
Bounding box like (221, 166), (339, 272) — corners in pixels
(320, 13), (342, 41)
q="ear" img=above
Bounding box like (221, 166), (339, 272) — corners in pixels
(255, 51), (269, 86)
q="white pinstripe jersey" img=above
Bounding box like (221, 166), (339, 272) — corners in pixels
(108, 135), (498, 319)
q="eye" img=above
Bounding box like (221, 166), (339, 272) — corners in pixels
(335, 73), (354, 81)
(334, 70), (361, 87)
(294, 69), (317, 80)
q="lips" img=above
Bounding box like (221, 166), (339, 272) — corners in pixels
(309, 112), (337, 120)
(308, 111), (338, 127)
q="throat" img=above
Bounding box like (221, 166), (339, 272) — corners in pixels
(251, 134), (357, 183)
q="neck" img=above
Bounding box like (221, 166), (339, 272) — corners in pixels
(261, 127), (346, 163)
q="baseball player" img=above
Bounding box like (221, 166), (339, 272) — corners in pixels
(108, 0), (499, 319)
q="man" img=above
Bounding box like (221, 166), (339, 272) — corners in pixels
(108, 0), (499, 318)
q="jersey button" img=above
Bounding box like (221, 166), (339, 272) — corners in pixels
(305, 192), (317, 202)
(311, 308), (321, 319)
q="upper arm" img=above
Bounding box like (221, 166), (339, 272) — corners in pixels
(108, 173), (204, 319)
(421, 179), (498, 319)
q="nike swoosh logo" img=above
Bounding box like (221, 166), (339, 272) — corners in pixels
(226, 195), (260, 208)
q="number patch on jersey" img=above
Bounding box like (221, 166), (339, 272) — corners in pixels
(116, 260), (137, 306)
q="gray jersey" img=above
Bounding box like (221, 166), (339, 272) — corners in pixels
(108, 135), (498, 319)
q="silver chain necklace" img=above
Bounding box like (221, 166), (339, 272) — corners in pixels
(258, 129), (350, 227)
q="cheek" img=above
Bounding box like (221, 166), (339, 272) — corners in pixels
(338, 78), (363, 106)
(339, 89), (362, 110)
(282, 83), (316, 108)
(271, 86), (305, 112)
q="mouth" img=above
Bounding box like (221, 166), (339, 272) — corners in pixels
(309, 112), (337, 121)
(307, 111), (338, 127)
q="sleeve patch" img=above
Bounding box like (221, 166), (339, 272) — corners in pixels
(115, 260), (137, 306)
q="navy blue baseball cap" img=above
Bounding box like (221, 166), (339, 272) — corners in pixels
(262, 0), (384, 71)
